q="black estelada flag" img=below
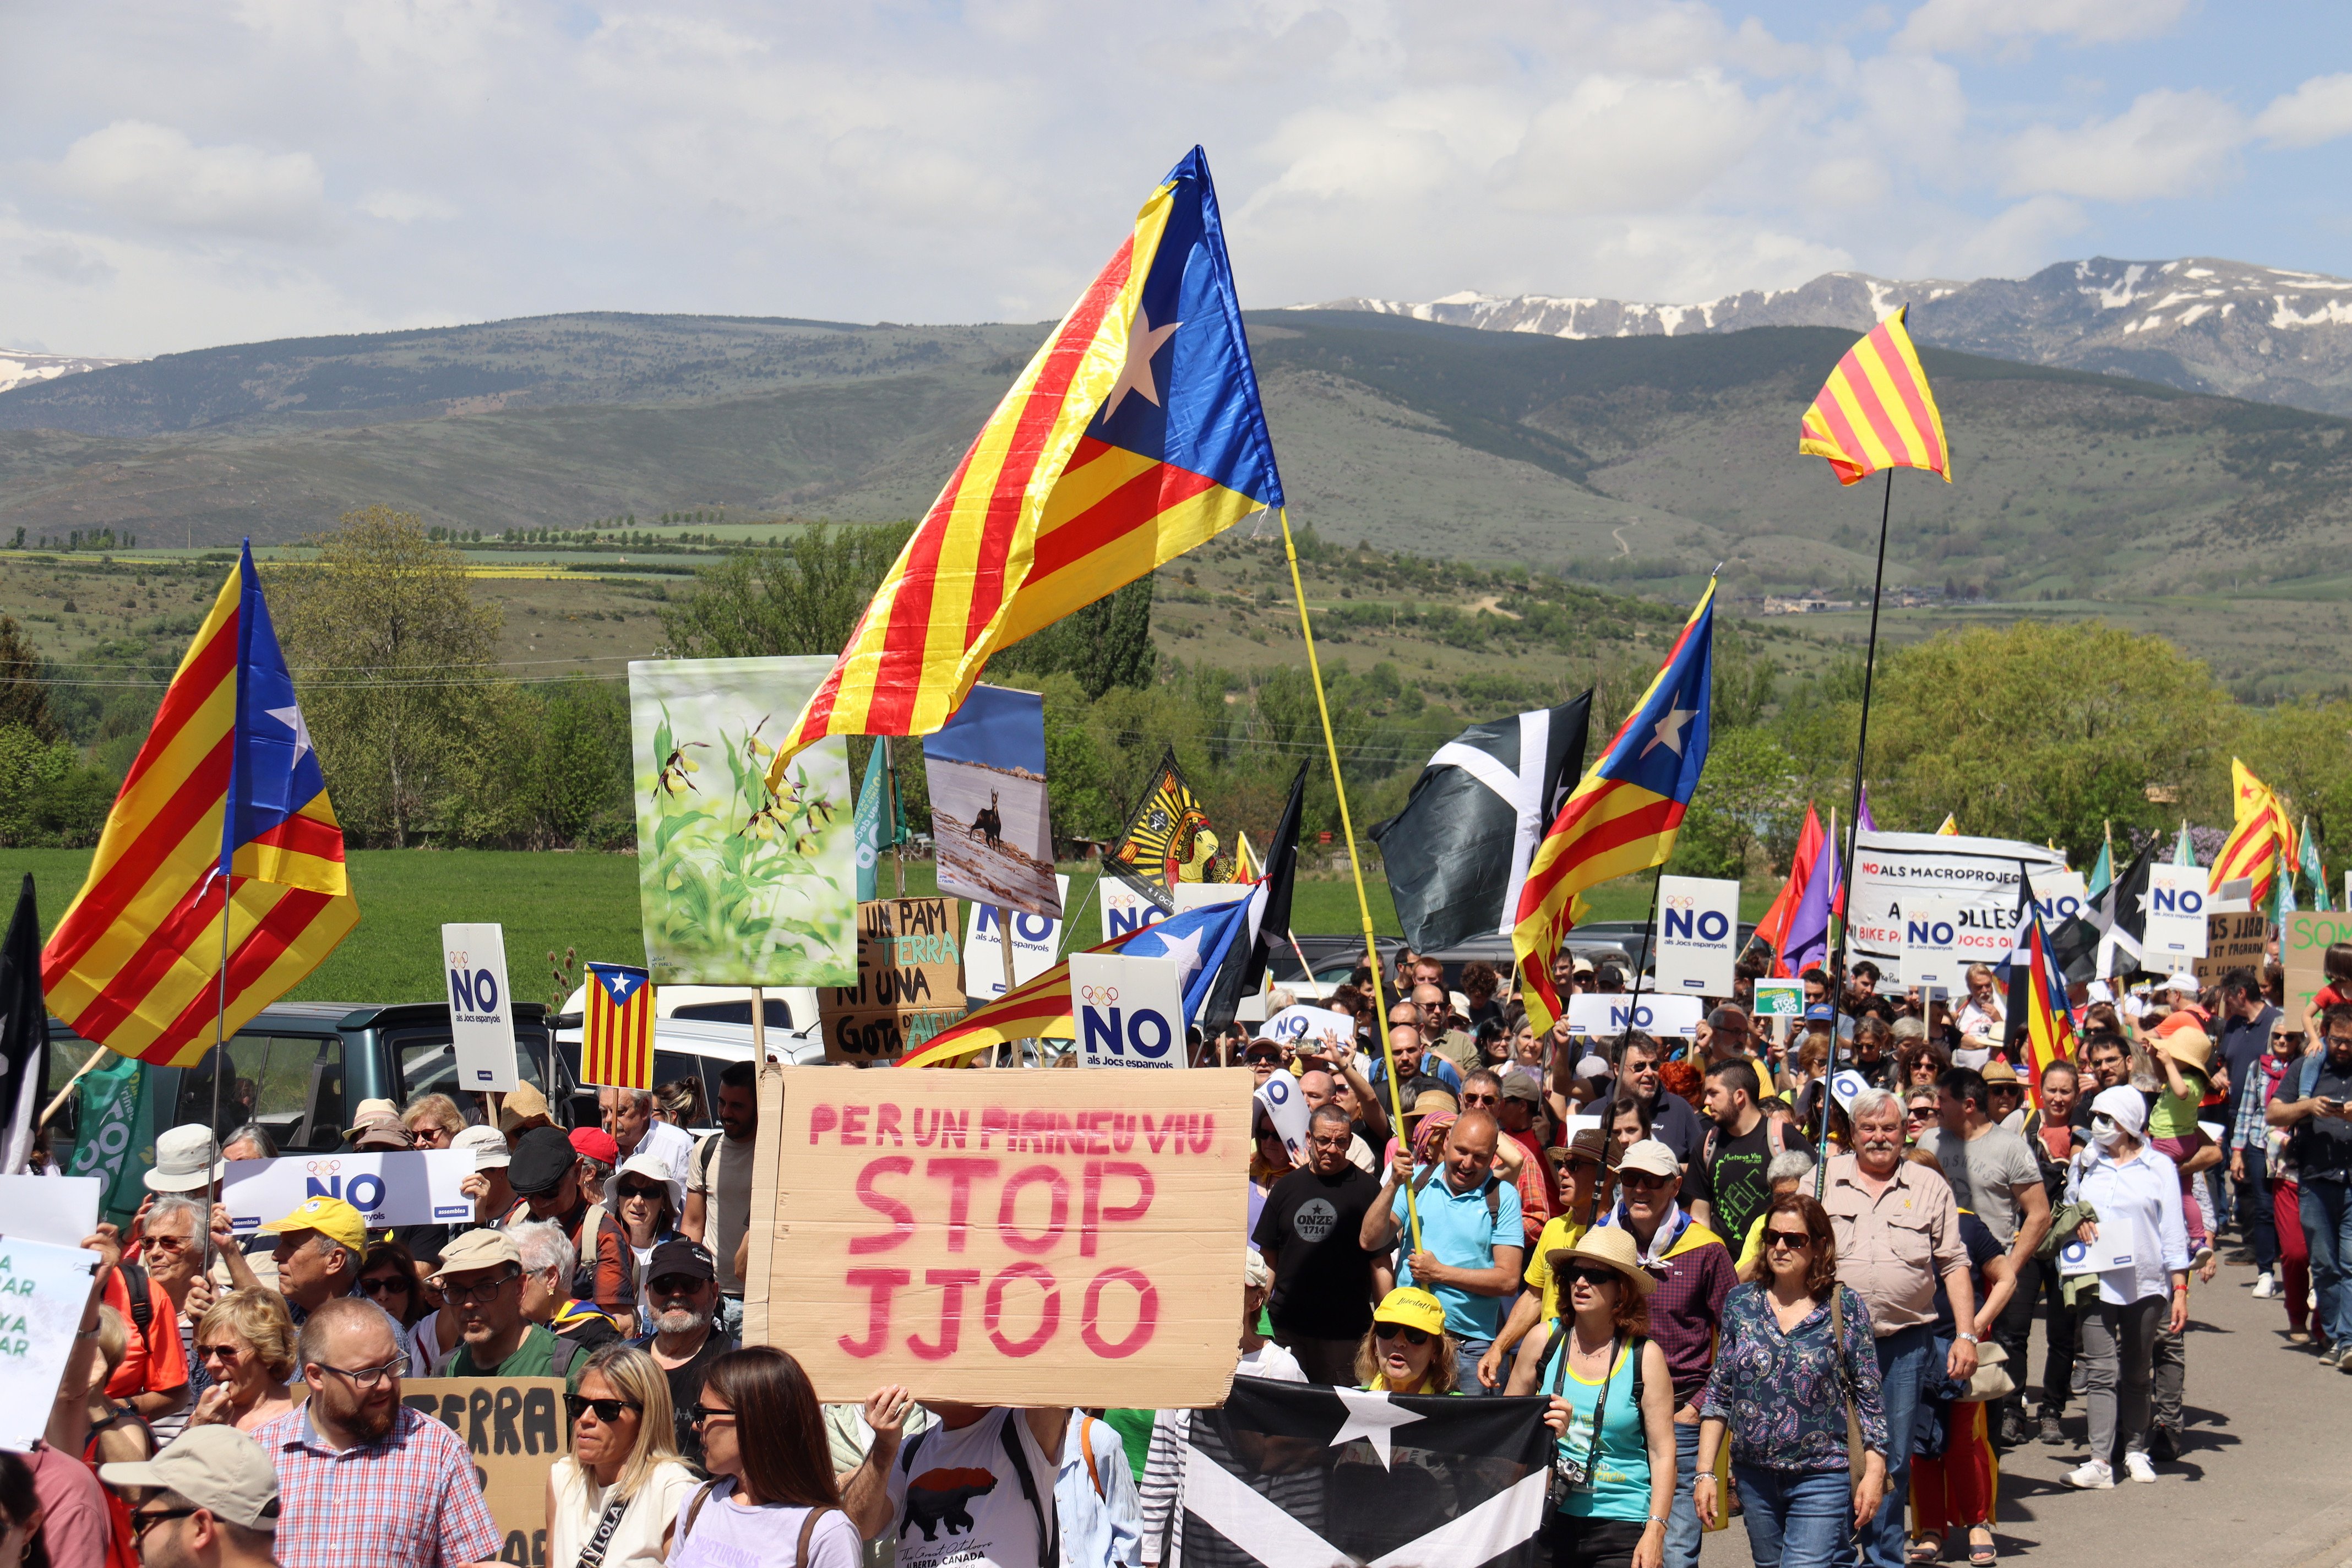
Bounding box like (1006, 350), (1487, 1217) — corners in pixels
(1199, 765), (1306, 1033)
(1181, 1375), (1551, 1568)
(1371, 693), (1592, 953)
(0, 875), (52, 1174)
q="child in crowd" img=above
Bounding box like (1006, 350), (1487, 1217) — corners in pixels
(2147, 1026), (2217, 1266)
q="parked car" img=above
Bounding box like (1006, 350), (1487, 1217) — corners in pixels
(547, 1010), (829, 1134)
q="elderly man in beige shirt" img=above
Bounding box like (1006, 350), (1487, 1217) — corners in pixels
(1821, 1086), (1980, 1568)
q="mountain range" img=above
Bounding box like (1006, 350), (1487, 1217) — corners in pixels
(0, 348), (140, 398)
(1318, 257), (2352, 417)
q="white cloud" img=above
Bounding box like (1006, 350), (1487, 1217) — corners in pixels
(2255, 73), (2352, 149)
(2002, 89), (2245, 202)
(1495, 72), (1766, 213)
(1894, 0), (2196, 54)
(358, 189), (458, 223)
(49, 120), (330, 240)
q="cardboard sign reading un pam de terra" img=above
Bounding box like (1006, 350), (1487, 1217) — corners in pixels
(223, 1150), (475, 1235)
(762, 1066), (1252, 1407)
(821, 899), (966, 1065)
(404, 1378), (568, 1566)
(1070, 954), (1187, 1069)
(1654, 875), (1739, 995)
(440, 922), (519, 1092)
(2144, 864), (2210, 960)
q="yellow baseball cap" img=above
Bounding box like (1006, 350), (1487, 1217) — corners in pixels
(1372, 1287), (1447, 1337)
(259, 1196), (367, 1253)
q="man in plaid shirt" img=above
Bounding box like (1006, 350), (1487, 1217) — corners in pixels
(255, 1297), (502, 1568)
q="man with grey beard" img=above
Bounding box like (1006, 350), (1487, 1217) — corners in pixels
(628, 1237), (735, 1473)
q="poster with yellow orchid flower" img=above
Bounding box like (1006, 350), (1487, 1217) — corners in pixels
(628, 657), (856, 986)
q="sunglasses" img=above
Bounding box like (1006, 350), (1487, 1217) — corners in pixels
(360, 1276), (411, 1298)
(1619, 1170), (1675, 1191)
(1564, 1265), (1623, 1288)
(649, 1275), (709, 1297)
(1373, 1322), (1433, 1346)
(197, 1342), (243, 1364)
(1460, 1092), (1499, 1107)
(131, 1509), (199, 1542)
(1766, 1229), (1813, 1251)
(565, 1394), (642, 1424)
(617, 1182), (666, 1201)
(685, 1404), (736, 1428)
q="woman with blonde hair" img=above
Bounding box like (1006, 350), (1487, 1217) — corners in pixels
(546, 1343), (696, 1567)
(401, 1092), (466, 1150)
(1354, 1288), (1458, 1395)
(186, 1289), (299, 1433)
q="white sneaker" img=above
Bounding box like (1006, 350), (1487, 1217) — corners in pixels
(2252, 1272), (2280, 1299)
(2125, 1452), (2158, 1483)
(2066, 1458), (2115, 1489)
(2190, 1244), (2214, 1270)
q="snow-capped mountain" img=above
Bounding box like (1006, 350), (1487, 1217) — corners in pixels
(1312, 258), (2352, 416)
(0, 349), (141, 397)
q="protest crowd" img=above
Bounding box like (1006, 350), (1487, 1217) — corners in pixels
(3, 931), (2340, 1568)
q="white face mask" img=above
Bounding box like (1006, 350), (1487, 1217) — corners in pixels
(2092, 1119), (2128, 1150)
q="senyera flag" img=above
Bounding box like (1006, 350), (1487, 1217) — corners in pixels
(581, 963), (655, 1090)
(43, 542), (357, 1068)
(2213, 758), (2291, 912)
(1512, 579), (1717, 1033)
(767, 145), (1285, 782)
(2005, 912), (2078, 1114)
(1799, 306), (1951, 486)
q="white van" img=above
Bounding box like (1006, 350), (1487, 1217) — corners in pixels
(553, 984), (833, 1134)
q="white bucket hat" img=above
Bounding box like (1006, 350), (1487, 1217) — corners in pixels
(144, 1123), (224, 1193)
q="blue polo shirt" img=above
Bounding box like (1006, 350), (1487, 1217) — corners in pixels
(1391, 1171), (1522, 1340)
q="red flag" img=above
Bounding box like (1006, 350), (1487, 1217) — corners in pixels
(1754, 804), (1825, 979)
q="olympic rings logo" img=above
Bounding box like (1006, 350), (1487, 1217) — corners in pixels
(304, 1160), (341, 1177)
(1077, 984), (1121, 1005)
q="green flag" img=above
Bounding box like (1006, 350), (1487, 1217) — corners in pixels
(2085, 839), (2114, 901)
(64, 1052), (154, 1222)
(2300, 816), (2331, 912)
(854, 742), (892, 902)
(2173, 821), (2196, 867)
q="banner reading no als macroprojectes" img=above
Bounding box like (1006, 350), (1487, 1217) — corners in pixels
(760, 1066), (1251, 1407)
(1847, 830), (2066, 972)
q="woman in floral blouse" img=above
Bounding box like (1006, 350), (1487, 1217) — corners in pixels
(1693, 1193), (1890, 1567)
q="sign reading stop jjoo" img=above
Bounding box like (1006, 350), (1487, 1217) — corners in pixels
(762, 1066), (1252, 1408)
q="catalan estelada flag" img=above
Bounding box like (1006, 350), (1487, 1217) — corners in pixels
(581, 963), (654, 1089)
(1511, 580), (1717, 1033)
(1799, 307), (1951, 486)
(2214, 759), (2291, 911)
(42, 543), (357, 1066)
(768, 147), (1284, 780)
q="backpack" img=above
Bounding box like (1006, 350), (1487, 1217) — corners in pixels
(693, 1131), (723, 1194)
(1700, 1115), (1791, 1172)
(894, 1411), (1054, 1568)
(1534, 1321), (1647, 1412)
(434, 1329), (577, 1381)
(116, 1261), (154, 1340)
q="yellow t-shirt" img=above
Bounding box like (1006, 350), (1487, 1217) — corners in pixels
(1522, 1216), (1592, 1320)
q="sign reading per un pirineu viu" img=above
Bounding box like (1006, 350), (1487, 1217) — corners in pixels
(759, 1067), (1251, 1407)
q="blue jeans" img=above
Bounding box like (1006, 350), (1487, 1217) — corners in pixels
(2239, 1147), (2278, 1272)
(717, 1295), (744, 1341)
(1733, 1463), (1854, 1568)
(1664, 1419), (1701, 1568)
(1453, 1337), (1495, 1396)
(2304, 1177), (2352, 1347)
(1861, 1326), (1932, 1568)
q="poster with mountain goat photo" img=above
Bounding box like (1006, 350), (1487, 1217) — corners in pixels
(923, 684), (1062, 921)
(629, 657), (856, 987)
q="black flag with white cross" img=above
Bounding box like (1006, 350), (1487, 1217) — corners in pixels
(1371, 692), (1592, 955)
(1180, 1375), (1551, 1568)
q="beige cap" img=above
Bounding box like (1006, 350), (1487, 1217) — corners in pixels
(1616, 1138), (1682, 1180)
(342, 1098), (401, 1137)
(453, 1124), (510, 1169)
(100, 1424), (281, 1531)
(145, 1124), (225, 1193)
(430, 1228), (522, 1283)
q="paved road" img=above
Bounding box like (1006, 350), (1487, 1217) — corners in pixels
(1699, 1249), (2352, 1566)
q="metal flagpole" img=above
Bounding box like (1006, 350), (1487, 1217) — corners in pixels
(1819, 467), (1897, 1191)
(1278, 508), (1419, 1254)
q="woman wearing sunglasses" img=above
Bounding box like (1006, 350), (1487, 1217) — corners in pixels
(184, 1290), (300, 1434)
(1505, 1228), (1673, 1568)
(2246, 1021), (2316, 1341)
(612, 1152), (682, 1332)
(546, 1343), (695, 1567)
(1694, 1193), (1889, 1567)
(1354, 1288), (1458, 1395)
(673, 1347), (868, 1567)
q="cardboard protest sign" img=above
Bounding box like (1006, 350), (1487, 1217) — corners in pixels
(1845, 831), (2065, 969)
(0, 1175), (100, 1248)
(926, 685), (1062, 921)
(403, 1378), (569, 1566)
(1255, 1071), (1311, 1162)
(758, 1065), (1253, 1407)
(1898, 898), (1964, 992)
(1101, 881), (1169, 943)
(2196, 912), (2267, 986)
(1070, 954), (1187, 1069)
(821, 899), (967, 1065)
(2144, 865), (2210, 962)
(223, 1150), (473, 1236)
(0, 1237), (98, 1448)
(1566, 994), (1701, 1040)
(441, 923), (519, 1092)
(1654, 875), (1738, 996)
(630, 656), (856, 988)
(2283, 910), (2348, 1020)
(963, 879), (1069, 1003)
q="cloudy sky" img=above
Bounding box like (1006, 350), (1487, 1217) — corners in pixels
(6, 0), (2350, 358)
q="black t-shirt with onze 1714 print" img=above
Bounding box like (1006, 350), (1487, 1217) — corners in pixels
(1251, 1163), (1382, 1340)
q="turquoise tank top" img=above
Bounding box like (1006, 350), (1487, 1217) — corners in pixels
(1539, 1334), (1652, 1523)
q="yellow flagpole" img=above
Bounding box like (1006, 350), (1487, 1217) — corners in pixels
(1278, 509), (1419, 1254)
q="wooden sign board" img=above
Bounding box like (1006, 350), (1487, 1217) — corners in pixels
(2283, 910), (2352, 1020)
(2195, 912), (2268, 986)
(820, 898), (967, 1064)
(404, 1377), (570, 1567)
(751, 1065), (1253, 1407)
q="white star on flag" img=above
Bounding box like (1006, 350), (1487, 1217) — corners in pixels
(1640, 705), (1697, 759)
(1142, 925), (1204, 986)
(1102, 306), (1182, 418)
(267, 703), (314, 767)
(1326, 1387), (1425, 1471)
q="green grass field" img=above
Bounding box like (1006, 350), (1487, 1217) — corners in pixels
(5, 848), (1751, 1005)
